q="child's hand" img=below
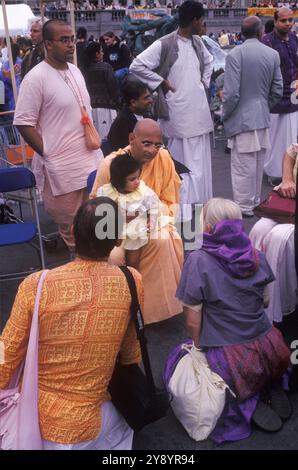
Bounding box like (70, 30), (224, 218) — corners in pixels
(147, 221), (154, 232)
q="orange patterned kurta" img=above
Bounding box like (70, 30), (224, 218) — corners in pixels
(0, 259), (143, 444)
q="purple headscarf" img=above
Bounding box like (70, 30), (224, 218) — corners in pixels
(202, 219), (259, 278)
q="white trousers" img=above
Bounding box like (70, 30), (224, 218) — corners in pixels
(231, 147), (266, 212)
(168, 134), (213, 206)
(92, 108), (117, 140)
(264, 112), (298, 178)
(250, 218), (296, 323)
(43, 401), (134, 450)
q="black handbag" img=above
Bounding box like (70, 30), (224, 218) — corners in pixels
(0, 203), (18, 224)
(108, 266), (170, 432)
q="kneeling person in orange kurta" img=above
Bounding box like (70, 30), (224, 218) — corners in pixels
(91, 119), (184, 325)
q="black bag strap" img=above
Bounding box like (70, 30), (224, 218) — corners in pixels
(119, 265), (156, 395)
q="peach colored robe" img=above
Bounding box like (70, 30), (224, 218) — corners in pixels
(91, 146), (184, 324)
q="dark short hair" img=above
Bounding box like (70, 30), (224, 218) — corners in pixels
(264, 19), (274, 33)
(121, 77), (150, 107)
(77, 26), (87, 39)
(42, 19), (69, 41)
(178, 0), (204, 28)
(103, 31), (116, 39)
(110, 153), (141, 191)
(85, 41), (102, 65)
(73, 197), (123, 259)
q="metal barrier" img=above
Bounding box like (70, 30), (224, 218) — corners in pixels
(0, 113), (33, 168)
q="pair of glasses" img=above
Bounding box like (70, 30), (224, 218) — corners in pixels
(279, 18), (294, 23)
(51, 36), (75, 45)
(141, 141), (165, 150)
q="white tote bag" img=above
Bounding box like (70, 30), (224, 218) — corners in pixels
(168, 343), (234, 441)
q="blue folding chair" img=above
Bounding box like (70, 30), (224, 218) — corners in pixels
(0, 167), (46, 281)
(87, 169), (97, 194)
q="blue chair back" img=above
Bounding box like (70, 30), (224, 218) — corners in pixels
(0, 167), (36, 192)
(87, 170), (97, 194)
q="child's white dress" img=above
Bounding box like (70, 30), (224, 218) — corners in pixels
(97, 180), (172, 250)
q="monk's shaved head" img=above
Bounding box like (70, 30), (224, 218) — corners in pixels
(133, 118), (162, 138)
(241, 16), (262, 39)
(129, 118), (164, 163)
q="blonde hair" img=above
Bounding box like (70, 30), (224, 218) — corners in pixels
(203, 198), (242, 229)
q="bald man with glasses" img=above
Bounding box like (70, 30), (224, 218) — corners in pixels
(14, 19), (103, 251)
(91, 119), (184, 325)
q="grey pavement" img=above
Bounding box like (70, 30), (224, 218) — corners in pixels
(1, 139), (298, 450)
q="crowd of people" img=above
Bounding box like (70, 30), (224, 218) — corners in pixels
(0, 0), (297, 451)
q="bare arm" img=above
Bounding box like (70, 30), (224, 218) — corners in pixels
(277, 152), (296, 198)
(184, 305), (203, 348)
(130, 40), (169, 91)
(16, 125), (43, 156)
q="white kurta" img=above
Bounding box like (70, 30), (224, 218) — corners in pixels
(97, 180), (171, 250)
(14, 62), (103, 196)
(250, 143), (297, 323)
(264, 112), (298, 178)
(250, 218), (296, 324)
(92, 108), (117, 140)
(228, 128), (270, 212)
(130, 36), (214, 205)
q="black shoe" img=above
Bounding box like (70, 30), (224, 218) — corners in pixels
(252, 401), (282, 432)
(269, 384), (292, 421)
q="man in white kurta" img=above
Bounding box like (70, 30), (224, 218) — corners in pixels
(130, 1), (214, 211)
(250, 144), (297, 323)
(14, 20), (102, 250)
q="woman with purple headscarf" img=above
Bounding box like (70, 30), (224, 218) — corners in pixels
(174, 198), (291, 443)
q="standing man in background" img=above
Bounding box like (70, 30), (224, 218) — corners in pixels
(108, 78), (153, 151)
(129, 1), (214, 209)
(223, 16), (283, 217)
(21, 17), (46, 80)
(262, 6), (298, 185)
(76, 26), (88, 74)
(14, 19), (102, 251)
